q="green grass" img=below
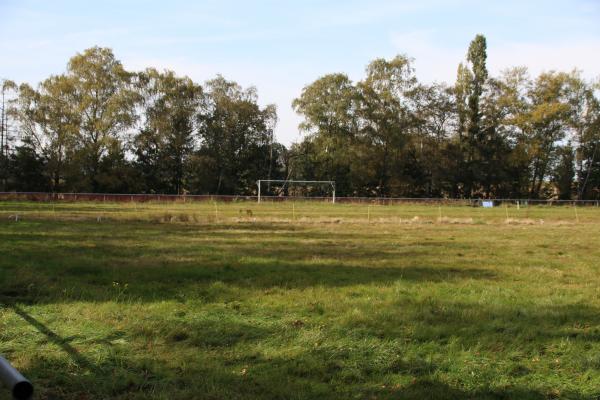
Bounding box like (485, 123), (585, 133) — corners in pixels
(1, 201), (600, 399)
(0, 199), (598, 224)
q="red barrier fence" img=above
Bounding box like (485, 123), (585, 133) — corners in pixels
(0, 192), (256, 203)
(1, 192), (600, 206)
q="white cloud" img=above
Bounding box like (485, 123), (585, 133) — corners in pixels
(390, 30), (600, 84)
(307, 0), (466, 29)
(390, 30), (464, 83)
(490, 40), (600, 79)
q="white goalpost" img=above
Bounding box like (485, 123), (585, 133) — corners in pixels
(256, 180), (336, 203)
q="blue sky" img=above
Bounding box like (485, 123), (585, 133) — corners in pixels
(1, 0), (599, 144)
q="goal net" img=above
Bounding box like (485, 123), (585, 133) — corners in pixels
(256, 180), (336, 203)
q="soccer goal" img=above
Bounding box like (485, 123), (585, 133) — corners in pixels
(256, 180), (336, 203)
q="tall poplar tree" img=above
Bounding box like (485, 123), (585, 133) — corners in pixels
(456, 34), (489, 196)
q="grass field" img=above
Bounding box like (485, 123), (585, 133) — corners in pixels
(0, 199), (598, 224)
(2, 201), (600, 399)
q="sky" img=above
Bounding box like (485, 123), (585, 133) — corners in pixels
(1, 0), (599, 145)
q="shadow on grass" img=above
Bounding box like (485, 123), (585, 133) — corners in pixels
(0, 220), (496, 304)
(16, 343), (595, 400)
(10, 305), (96, 372)
(7, 292), (600, 399)
(3, 220), (598, 399)
(340, 298), (600, 350)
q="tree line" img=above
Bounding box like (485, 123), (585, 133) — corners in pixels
(1, 35), (599, 199)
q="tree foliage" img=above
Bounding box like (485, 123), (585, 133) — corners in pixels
(3, 39), (600, 199)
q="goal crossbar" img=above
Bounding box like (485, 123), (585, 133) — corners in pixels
(256, 180), (336, 203)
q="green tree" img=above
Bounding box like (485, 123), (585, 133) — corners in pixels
(554, 143), (575, 200)
(8, 137), (48, 191)
(0, 79), (18, 190)
(491, 67), (531, 197)
(66, 47), (139, 191)
(13, 79), (79, 191)
(413, 82), (456, 196)
(522, 72), (574, 198)
(196, 76), (278, 194)
(134, 69), (202, 194)
(292, 73), (359, 194)
(568, 77), (600, 199)
(455, 34), (489, 197)
(356, 55), (419, 196)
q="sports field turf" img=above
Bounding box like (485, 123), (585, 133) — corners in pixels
(1, 201), (600, 399)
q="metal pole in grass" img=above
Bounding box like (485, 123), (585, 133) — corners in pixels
(574, 203), (579, 223)
(505, 203), (509, 223)
(0, 356), (33, 400)
(332, 182), (336, 204)
(214, 201), (218, 221)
